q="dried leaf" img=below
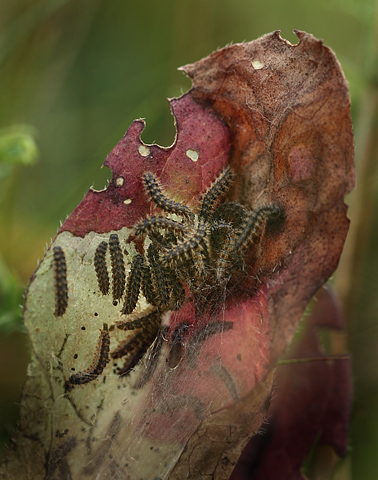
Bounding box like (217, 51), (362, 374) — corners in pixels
(1, 31), (354, 480)
(230, 286), (352, 480)
(182, 30), (355, 363)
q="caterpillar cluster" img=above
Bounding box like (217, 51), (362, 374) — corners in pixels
(126, 167), (283, 305)
(105, 167), (281, 378)
(62, 165), (283, 388)
(90, 168), (259, 318)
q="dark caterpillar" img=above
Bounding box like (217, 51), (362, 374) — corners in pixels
(143, 172), (194, 220)
(112, 310), (161, 376)
(53, 246), (68, 317)
(121, 254), (144, 315)
(198, 166), (234, 221)
(68, 325), (110, 386)
(147, 243), (170, 308)
(133, 215), (187, 238)
(116, 309), (161, 332)
(160, 221), (208, 267)
(109, 233), (126, 301)
(94, 241), (110, 295)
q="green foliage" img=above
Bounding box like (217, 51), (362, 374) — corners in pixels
(0, 128), (38, 167)
(0, 257), (24, 333)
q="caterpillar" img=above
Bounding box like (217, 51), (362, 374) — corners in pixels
(94, 241), (110, 295)
(53, 246), (68, 317)
(141, 264), (157, 306)
(133, 215), (187, 238)
(230, 205), (281, 254)
(147, 243), (170, 308)
(160, 221), (208, 267)
(111, 311), (161, 376)
(121, 254), (144, 315)
(113, 331), (157, 377)
(198, 166), (235, 221)
(163, 265), (186, 311)
(116, 309), (160, 332)
(211, 202), (248, 231)
(215, 235), (236, 281)
(109, 233), (126, 301)
(143, 172), (194, 220)
(68, 325), (110, 386)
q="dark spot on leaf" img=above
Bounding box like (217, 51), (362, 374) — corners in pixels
(46, 436), (77, 478)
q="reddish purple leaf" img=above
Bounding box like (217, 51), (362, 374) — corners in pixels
(230, 286), (351, 480)
(61, 95), (231, 236)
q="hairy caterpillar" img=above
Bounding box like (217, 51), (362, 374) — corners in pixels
(94, 241), (110, 295)
(68, 326), (110, 386)
(109, 233), (126, 301)
(53, 246), (68, 317)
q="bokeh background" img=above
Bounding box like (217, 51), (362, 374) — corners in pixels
(0, 0), (377, 478)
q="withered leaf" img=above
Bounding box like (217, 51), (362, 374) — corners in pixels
(230, 286), (352, 480)
(1, 31), (354, 480)
(230, 287), (352, 480)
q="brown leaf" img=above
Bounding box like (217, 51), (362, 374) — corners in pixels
(1, 31), (354, 480)
(182, 31), (355, 368)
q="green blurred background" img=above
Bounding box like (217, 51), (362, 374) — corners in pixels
(1, 0), (377, 478)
